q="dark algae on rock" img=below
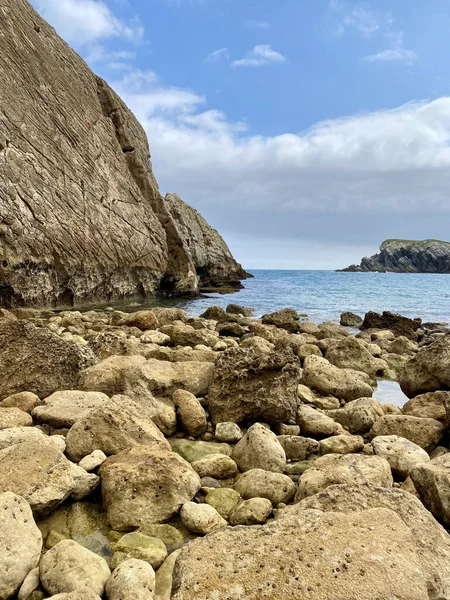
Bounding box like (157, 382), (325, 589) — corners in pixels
(340, 239), (450, 273)
(0, 0), (249, 308)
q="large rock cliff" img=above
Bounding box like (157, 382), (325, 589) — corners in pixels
(0, 0), (249, 307)
(340, 239), (450, 274)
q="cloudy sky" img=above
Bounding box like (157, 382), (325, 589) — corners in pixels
(31, 0), (450, 269)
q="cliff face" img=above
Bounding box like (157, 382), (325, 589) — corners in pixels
(0, 0), (249, 307)
(340, 240), (450, 274)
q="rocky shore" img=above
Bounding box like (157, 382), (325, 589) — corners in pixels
(0, 304), (450, 599)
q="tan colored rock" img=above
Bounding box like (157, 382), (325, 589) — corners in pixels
(214, 422), (243, 443)
(232, 423), (286, 473)
(78, 450), (107, 472)
(399, 335), (450, 397)
(301, 355), (373, 401)
(402, 391), (449, 423)
(137, 524), (184, 553)
(168, 324), (219, 349)
(208, 346), (300, 426)
(295, 454), (393, 501)
(388, 336), (418, 355)
(372, 435), (430, 478)
(331, 397), (384, 434)
(173, 389), (207, 437)
(320, 434), (364, 455)
(191, 454), (238, 479)
(297, 405), (340, 437)
(234, 469), (296, 505)
(32, 390), (109, 428)
(0, 407), (32, 429)
(170, 439), (232, 463)
(112, 532), (167, 570)
(205, 488), (241, 519)
(326, 336), (388, 377)
(151, 308), (187, 326)
(240, 336), (275, 354)
(0, 426), (60, 451)
(262, 308), (300, 333)
(277, 435), (319, 460)
(40, 540), (110, 596)
(118, 311), (159, 331)
(180, 501), (227, 534)
(100, 445), (201, 530)
(17, 567), (40, 600)
(155, 551), (181, 600)
(47, 590), (102, 600)
(229, 497), (272, 525)
(411, 454), (450, 525)
(65, 395), (169, 462)
(0, 391), (40, 413)
(172, 505), (430, 600)
(0, 493), (42, 600)
(370, 415), (444, 451)
(106, 558), (156, 600)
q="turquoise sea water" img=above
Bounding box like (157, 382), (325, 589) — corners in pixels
(182, 270), (450, 323)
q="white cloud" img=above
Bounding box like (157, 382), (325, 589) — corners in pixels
(365, 32), (417, 63)
(33, 0), (144, 46)
(244, 20), (270, 30)
(231, 45), (286, 68)
(337, 7), (392, 38)
(205, 48), (230, 63)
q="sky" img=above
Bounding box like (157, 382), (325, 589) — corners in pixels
(30, 0), (450, 269)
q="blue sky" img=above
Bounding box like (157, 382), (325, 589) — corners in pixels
(31, 0), (450, 269)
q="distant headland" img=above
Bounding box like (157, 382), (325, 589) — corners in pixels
(339, 239), (450, 273)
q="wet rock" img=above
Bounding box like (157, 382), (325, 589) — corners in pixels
(340, 312), (363, 327)
(0, 391), (40, 413)
(372, 435), (430, 478)
(229, 498), (272, 525)
(180, 502), (227, 534)
(205, 488), (241, 519)
(297, 405), (340, 438)
(301, 356), (373, 401)
(32, 391), (109, 428)
(234, 469), (296, 505)
(399, 335), (450, 397)
(106, 559), (155, 600)
(277, 435), (320, 460)
(112, 532), (167, 569)
(320, 434), (364, 455)
(100, 445), (201, 530)
(0, 493), (42, 600)
(173, 389), (207, 437)
(208, 346), (300, 426)
(65, 395), (169, 462)
(232, 423), (286, 473)
(40, 539), (110, 596)
(295, 454), (393, 501)
(191, 454), (238, 479)
(0, 407), (32, 429)
(170, 439), (232, 463)
(402, 391), (449, 423)
(214, 422), (243, 443)
(370, 415), (444, 451)
(326, 336), (388, 378)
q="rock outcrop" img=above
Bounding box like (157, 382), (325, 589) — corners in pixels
(340, 239), (450, 273)
(0, 0), (249, 307)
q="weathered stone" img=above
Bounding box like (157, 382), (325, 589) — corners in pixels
(295, 454), (393, 501)
(370, 415), (444, 451)
(262, 308), (300, 332)
(150, 308), (187, 326)
(232, 423), (286, 473)
(240, 335), (275, 355)
(0, 391), (40, 413)
(155, 550), (181, 600)
(112, 532), (167, 570)
(0, 427), (62, 451)
(78, 450), (108, 472)
(208, 346), (300, 425)
(65, 395), (169, 462)
(277, 435), (319, 460)
(326, 336), (388, 377)
(173, 389), (207, 437)
(180, 502), (227, 534)
(170, 439), (232, 463)
(372, 435), (430, 478)
(301, 356), (373, 401)
(118, 311), (158, 331)
(168, 324), (219, 349)
(17, 567), (40, 600)
(0, 493), (42, 600)
(106, 559), (156, 600)
(32, 391), (109, 428)
(320, 434), (364, 455)
(100, 445), (201, 530)
(205, 488), (241, 520)
(140, 331), (171, 345)
(214, 422), (243, 443)
(411, 454), (450, 525)
(402, 391), (449, 422)
(226, 304), (254, 317)
(399, 335), (450, 397)
(0, 407), (32, 429)
(340, 312), (363, 327)
(297, 405), (340, 437)
(137, 524), (184, 553)
(361, 311), (422, 339)
(40, 540), (110, 596)
(331, 397), (384, 434)
(191, 454), (238, 479)
(234, 469), (296, 505)
(229, 498), (272, 525)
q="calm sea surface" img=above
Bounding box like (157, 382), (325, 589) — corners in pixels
(156, 270), (450, 324)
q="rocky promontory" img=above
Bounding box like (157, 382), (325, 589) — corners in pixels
(0, 0), (249, 308)
(340, 239), (450, 273)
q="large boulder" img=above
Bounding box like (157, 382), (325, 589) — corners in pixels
(173, 389), (207, 438)
(301, 356), (373, 401)
(399, 335), (450, 397)
(295, 454), (393, 501)
(361, 311), (422, 339)
(0, 319), (96, 399)
(0, 426), (62, 451)
(0, 493), (42, 600)
(294, 483), (450, 600)
(172, 504), (431, 599)
(325, 336), (388, 378)
(330, 397), (384, 434)
(105, 559), (155, 600)
(208, 346), (300, 425)
(369, 415), (444, 451)
(231, 423), (286, 473)
(234, 469), (296, 505)
(65, 395), (169, 462)
(372, 435), (430, 478)
(31, 391), (109, 428)
(340, 312), (363, 327)
(180, 502), (227, 535)
(296, 405), (340, 437)
(0, 407), (32, 429)
(99, 445), (201, 530)
(402, 391), (449, 423)
(411, 454), (450, 525)
(261, 308), (300, 333)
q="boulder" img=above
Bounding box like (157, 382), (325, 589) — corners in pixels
(17, 568), (40, 600)
(411, 454), (450, 525)
(0, 493), (42, 600)
(325, 336), (388, 377)
(231, 423), (286, 473)
(239, 336), (275, 355)
(111, 532), (167, 570)
(317, 322), (349, 339)
(361, 311), (422, 339)
(214, 422), (243, 443)
(118, 311), (159, 331)
(388, 336), (418, 355)
(0, 407), (32, 429)
(262, 308), (300, 332)
(0, 391), (40, 413)
(40, 540), (110, 596)
(169, 439), (232, 463)
(234, 469), (296, 505)
(320, 434), (364, 455)
(45, 590), (102, 600)
(205, 488), (241, 520)
(137, 524), (184, 554)
(65, 395), (169, 463)
(226, 304), (254, 317)
(180, 502), (227, 534)
(100, 445), (201, 530)
(31, 391), (109, 428)
(208, 346), (300, 426)
(150, 308), (187, 326)
(0, 319), (96, 398)
(229, 498), (272, 525)
(106, 559), (155, 600)
(298, 321), (320, 335)
(399, 335), (450, 397)
(295, 454), (393, 501)
(0, 426), (62, 451)
(296, 405), (340, 437)
(168, 324), (219, 349)
(402, 391), (449, 423)
(372, 435), (430, 478)
(172, 505), (430, 600)
(369, 415), (444, 451)
(277, 435), (319, 460)
(78, 450), (107, 472)
(173, 389), (207, 437)
(340, 312), (363, 327)
(191, 454), (238, 479)
(155, 550), (182, 600)
(301, 356), (373, 401)
(330, 397), (384, 434)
